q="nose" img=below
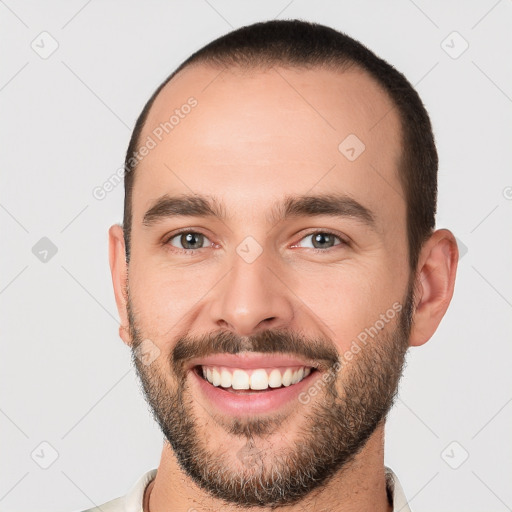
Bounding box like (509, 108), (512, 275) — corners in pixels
(208, 251), (295, 337)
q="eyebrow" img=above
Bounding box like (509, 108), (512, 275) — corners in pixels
(142, 193), (376, 229)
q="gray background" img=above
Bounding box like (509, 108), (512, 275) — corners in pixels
(1, 1), (511, 511)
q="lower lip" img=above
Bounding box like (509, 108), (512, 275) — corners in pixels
(191, 367), (320, 416)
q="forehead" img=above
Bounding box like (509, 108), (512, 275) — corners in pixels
(134, 63), (404, 229)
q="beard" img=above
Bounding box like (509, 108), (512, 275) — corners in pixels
(127, 283), (414, 508)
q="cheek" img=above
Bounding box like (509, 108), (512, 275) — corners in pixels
(290, 262), (405, 352)
(129, 264), (219, 332)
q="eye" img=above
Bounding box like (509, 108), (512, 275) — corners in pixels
(295, 231), (345, 250)
(167, 231), (212, 251)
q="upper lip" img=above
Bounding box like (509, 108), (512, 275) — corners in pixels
(186, 353), (320, 371)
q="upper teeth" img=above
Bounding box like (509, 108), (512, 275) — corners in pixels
(200, 366), (312, 390)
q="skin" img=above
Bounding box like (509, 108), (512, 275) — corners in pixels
(109, 63), (458, 511)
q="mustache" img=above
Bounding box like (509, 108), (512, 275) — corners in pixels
(171, 328), (340, 378)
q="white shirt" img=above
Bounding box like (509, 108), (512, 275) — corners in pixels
(77, 466), (411, 512)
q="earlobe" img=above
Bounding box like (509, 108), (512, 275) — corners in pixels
(108, 224), (132, 347)
(408, 229), (459, 347)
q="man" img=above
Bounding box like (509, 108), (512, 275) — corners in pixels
(90, 18), (458, 512)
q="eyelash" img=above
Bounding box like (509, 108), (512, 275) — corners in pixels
(296, 231), (349, 252)
(163, 229), (348, 255)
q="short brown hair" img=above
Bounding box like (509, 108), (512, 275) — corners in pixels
(123, 19), (437, 271)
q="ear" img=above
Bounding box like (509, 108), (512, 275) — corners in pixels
(108, 224), (132, 347)
(409, 228), (459, 347)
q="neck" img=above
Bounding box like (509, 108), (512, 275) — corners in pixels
(145, 423), (392, 512)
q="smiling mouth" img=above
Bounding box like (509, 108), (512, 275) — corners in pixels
(193, 365), (318, 394)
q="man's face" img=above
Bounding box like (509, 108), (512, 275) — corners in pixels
(125, 64), (412, 506)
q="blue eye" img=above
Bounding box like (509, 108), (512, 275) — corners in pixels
(297, 231), (344, 250)
(164, 230), (346, 255)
